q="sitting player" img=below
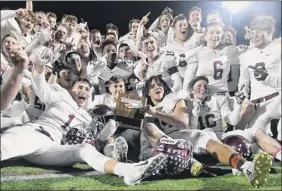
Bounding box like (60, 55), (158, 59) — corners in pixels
(139, 75), (273, 187)
(187, 76), (281, 163)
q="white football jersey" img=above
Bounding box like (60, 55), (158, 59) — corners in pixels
(161, 38), (201, 78)
(95, 61), (135, 94)
(188, 94), (241, 138)
(134, 50), (182, 92)
(31, 71), (93, 144)
(150, 29), (168, 47)
(183, 47), (231, 93)
(144, 92), (184, 134)
(90, 93), (116, 111)
(239, 39), (281, 100)
(25, 88), (46, 121)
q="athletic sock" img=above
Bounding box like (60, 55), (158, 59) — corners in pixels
(274, 149), (281, 161)
(229, 153), (247, 171)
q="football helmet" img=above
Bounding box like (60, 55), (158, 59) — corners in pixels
(62, 123), (95, 146)
(89, 104), (115, 132)
(153, 136), (193, 176)
(222, 135), (253, 159)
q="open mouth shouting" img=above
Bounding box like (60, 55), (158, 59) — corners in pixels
(78, 94), (87, 103)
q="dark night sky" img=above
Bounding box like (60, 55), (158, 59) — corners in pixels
(0, 1), (281, 44)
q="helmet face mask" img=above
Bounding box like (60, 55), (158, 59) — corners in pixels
(89, 104), (115, 132)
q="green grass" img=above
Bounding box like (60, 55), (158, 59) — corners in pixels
(1, 159), (281, 190)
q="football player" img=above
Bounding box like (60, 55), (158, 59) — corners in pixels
(188, 76), (281, 161)
(90, 29), (102, 58)
(1, 51), (167, 186)
(188, 6), (203, 34)
(140, 75), (273, 187)
(119, 19), (140, 50)
(183, 22), (231, 94)
(46, 12), (57, 30)
(134, 33), (182, 93)
(89, 40), (137, 94)
(238, 16), (281, 141)
(160, 14), (203, 78)
(1, 8), (36, 48)
(138, 8), (174, 47)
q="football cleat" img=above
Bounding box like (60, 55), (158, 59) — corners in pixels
(112, 136), (128, 163)
(123, 153), (167, 186)
(190, 158), (205, 177)
(242, 153), (272, 187)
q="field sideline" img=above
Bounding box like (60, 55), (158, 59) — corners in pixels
(1, 157), (281, 190)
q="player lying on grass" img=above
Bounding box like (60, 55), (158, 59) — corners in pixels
(186, 76), (281, 173)
(0, 48), (167, 186)
(138, 75), (273, 188)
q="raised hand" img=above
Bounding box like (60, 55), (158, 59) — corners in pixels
(10, 49), (29, 72)
(140, 12), (150, 26)
(30, 46), (53, 66)
(16, 8), (28, 19)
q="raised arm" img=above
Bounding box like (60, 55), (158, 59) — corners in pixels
(31, 46), (62, 105)
(26, 0), (33, 11)
(0, 50), (29, 110)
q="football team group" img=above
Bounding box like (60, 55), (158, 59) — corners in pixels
(0, 0), (281, 188)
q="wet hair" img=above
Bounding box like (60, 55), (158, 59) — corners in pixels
(188, 76), (209, 90)
(140, 33), (156, 45)
(172, 14), (187, 27)
(105, 75), (125, 93)
(118, 43), (130, 50)
(143, 75), (172, 105)
(101, 39), (117, 52)
(65, 51), (81, 64)
(71, 77), (92, 88)
(106, 23), (119, 37)
(57, 65), (71, 79)
(128, 19), (140, 31)
(47, 12), (57, 20)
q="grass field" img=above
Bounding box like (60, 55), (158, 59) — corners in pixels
(1, 158), (281, 190)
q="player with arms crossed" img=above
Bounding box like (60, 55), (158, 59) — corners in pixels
(0, 48), (167, 186)
(238, 16), (281, 143)
(139, 75), (274, 187)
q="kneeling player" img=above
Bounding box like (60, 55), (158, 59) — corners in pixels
(139, 75), (273, 187)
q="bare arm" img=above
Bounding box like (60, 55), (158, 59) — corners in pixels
(1, 69), (24, 110)
(152, 99), (189, 129)
(26, 0), (33, 11)
(1, 50), (29, 110)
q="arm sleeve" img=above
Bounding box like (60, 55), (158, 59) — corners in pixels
(238, 56), (250, 94)
(1, 99), (30, 117)
(182, 56), (198, 91)
(263, 74), (281, 88)
(133, 60), (143, 80)
(1, 10), (16, 21)
(219, 96), (242, 126)
(149, 17), (159, 31)
(31, 68), (62, 105)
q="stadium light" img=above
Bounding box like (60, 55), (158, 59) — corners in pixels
(221, 1), (251, 26)
(221, 1), (251, 14)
